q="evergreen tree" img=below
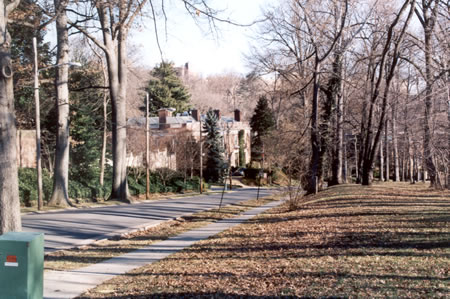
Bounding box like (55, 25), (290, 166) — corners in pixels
(203, 110), (225, 183)
(250, 96), (275, 163)
(68, 58), (109, 198)
(10, 0), (53, 129)
(147, 61), (191, 115)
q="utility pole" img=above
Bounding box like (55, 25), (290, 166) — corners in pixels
(226, 122), (233, 190)
(33, 37), (43, 211)
(146, 93), (150, 199)
(199, 114), (203, 193)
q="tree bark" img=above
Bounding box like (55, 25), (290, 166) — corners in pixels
(308, 59), (321, 193)
(0, 0), (21, 234)
(49, 0), (71, 206)
(447, 94), (450, 189)
(415, 0), (440, 187)
(379, 138), (384, 181)
(95, 4), (130, 202)
(385, 118), (390, 181)
(391, 102), (400, 181)
(107, 42), (129, 201)
(100, 60), (108, 187)
(330, 50), (344, 186)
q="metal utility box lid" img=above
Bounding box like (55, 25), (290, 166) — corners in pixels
(0, 232), (44, 299)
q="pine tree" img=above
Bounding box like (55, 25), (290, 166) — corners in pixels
(203, 110), (225, 183)
(250, 96), (275, 162)
(147, 61), (191, 115)
(10, 0), (53, 129)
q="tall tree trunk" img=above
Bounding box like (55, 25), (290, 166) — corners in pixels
(416, 0), (440, 187)
(330, 50), (344, 186)
(392, 102), (400, 181)
(99, 59), (108, 187)
(444, 52), (449, 189)
(108, 26), (129, 201)
(380, 139), (384, 181)
(354, 137), (359, 182)
(49, 0), (71, 206)
(308, 59), (321, 193)
(447, 84), (450, 189)
(0, 0), (21, 234)
(100, 82), (108, 187)
(409, 146), (414, 183)
(360, 0), (414, 185)
(414, 149), (420, 181)
(93, 4), (130, 202)
(343, 138), (348, 183)
(385, 118), (390, 181)
(107, 49), (129, 201)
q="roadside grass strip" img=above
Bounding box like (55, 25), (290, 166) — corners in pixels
(44, 199), (283, 298)
(45, 197), (276, 272)
(79, 182), (449, 298)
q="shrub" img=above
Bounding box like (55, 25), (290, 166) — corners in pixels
(127, 167), (207, 195)
(244, 168), (261, 180)
(18, 168), (52, 206)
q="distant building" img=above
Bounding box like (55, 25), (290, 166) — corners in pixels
(127, 108), (251, 171)
(17, 130), (36, 168)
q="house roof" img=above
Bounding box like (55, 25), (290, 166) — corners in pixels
(127, 115), (240, 129)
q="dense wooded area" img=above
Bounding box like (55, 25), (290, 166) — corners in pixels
(0, 0), (448, 233)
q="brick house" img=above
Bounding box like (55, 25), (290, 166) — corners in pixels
(127, 108), (251, 171)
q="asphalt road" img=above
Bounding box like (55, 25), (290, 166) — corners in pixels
(22, 187), (278, 252)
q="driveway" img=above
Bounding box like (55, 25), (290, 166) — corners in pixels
(22, 187), (278, 252)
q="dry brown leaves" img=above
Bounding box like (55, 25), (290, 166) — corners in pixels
(45, 198), (274, 272)
(80, 182), (450, 298)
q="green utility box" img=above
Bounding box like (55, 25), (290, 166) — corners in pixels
(0, 232), (44, 299)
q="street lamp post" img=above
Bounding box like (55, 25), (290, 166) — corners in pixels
(33, 36), (81, 210)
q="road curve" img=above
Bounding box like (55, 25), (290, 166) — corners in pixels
(22, 187), (278, 252)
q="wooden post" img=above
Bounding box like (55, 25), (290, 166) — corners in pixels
(33, 37), (43, 210)
(146, 93), (150, 199)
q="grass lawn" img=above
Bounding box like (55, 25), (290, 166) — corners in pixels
(80, 182), (449, 298)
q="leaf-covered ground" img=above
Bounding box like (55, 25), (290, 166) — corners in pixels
(79, 182), (450, 298)
(45, 197), (275, 271)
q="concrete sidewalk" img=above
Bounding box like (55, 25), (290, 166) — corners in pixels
(23, 187), (277, 252)
(44, 200), (283, 299)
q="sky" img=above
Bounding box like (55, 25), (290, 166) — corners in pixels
(131, 0), (270, 76)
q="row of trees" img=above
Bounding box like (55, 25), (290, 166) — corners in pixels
(248, 0), (449, 194)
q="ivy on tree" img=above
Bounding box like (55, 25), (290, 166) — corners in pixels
(203, 110), (226, 183)
(250, 96), (275, 163)
(146, 61), (191, 115)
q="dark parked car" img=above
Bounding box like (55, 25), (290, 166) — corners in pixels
(232, 168), (246, 176)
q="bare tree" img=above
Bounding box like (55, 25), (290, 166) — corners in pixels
(414, 0), (441, 187)
(300, 0), (348, 193)
(48, 0), (72, 206)
(0, 0), (21, 234)
(69, 0), (154, 201)
(359, 0), (415, 185)
(69, 0), (223, 201)
(391, 80), (400, 181)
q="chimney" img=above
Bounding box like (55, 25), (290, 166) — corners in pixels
(213, 109), (220, 120)
(191, 109), (199, 121)
(158, 108), (173, 130)
(184, 62), (189, 77)
(234, 109), (241, 122)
